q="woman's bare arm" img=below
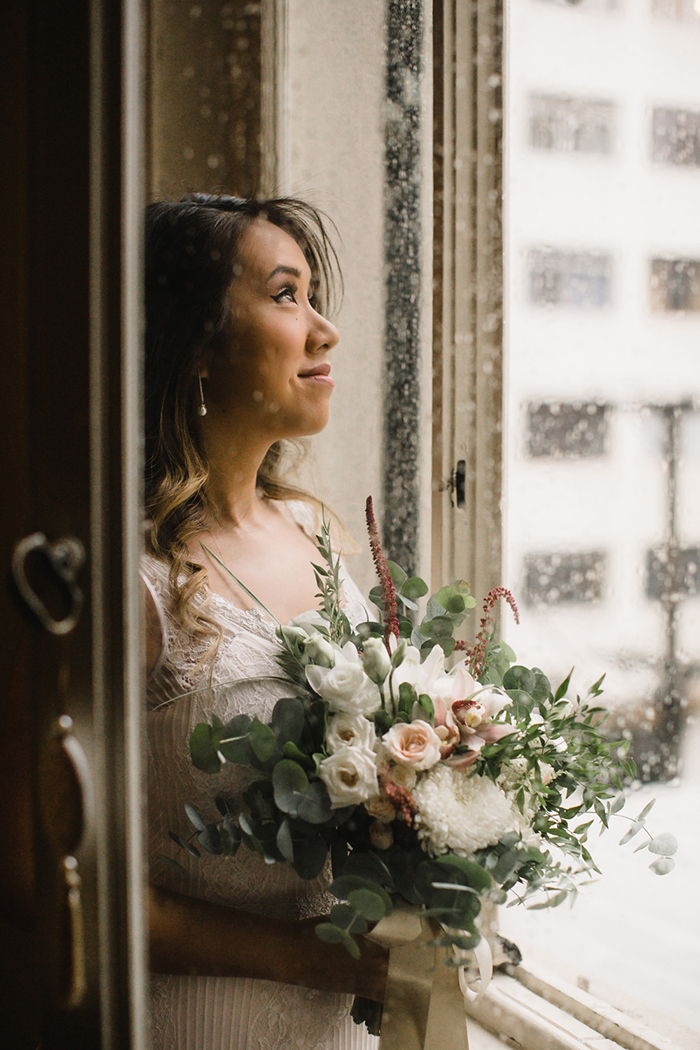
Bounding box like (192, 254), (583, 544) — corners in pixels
(149, 884), (388, 1002)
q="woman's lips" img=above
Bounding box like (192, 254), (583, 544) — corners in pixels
(298, 364), (334, 388)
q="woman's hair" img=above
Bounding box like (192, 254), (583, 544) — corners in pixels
(144, 193), (341, 652)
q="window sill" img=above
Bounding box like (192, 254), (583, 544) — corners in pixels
(464, 964), (693, 1050)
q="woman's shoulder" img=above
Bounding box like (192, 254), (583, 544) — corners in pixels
(141, 551), (171, 590)
(281, 497), (319, 539)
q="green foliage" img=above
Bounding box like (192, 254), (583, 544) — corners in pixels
(312, 511), (351, 644)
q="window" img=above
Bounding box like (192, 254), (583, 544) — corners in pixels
(524, 550), (606, 605)
(528, 249), (612, 307)
(529, 94), (614, 154)
(505, 0), (700, 1041)
(652, 107), (700, 167)
(650, 258), (700, 312)
(527, 402), (609, 459)
(536, 0), (617, 10)
(646, 546), (700, 599)
(651, 0), (700, 22)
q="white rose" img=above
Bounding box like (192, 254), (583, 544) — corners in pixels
(306, 653), (381, 715)
(326, 712), (377, 754)
(318, 746), (379, 808)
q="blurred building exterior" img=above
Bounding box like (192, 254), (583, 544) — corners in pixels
(504, 0), (700, 779)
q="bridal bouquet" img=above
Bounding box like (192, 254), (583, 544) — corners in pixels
(168, 498), (675, 1047)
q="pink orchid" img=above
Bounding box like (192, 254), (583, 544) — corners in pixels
(435, 663), (514, 768)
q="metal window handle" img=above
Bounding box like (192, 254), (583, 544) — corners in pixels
(12, 532), (86, 635)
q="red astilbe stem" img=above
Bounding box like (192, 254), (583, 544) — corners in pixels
(365, 496), (400, 645)
(463, 587), (520, 680)
(379, 774), (418, 826)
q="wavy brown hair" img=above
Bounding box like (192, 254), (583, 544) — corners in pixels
(144, 193), (341, 655)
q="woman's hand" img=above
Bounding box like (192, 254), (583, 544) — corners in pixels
(149, 885), (388, 1002)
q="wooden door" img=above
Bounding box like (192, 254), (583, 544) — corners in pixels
(0, 1), (147, 1046)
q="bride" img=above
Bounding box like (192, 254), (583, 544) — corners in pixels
(143, 194), (387, 1049)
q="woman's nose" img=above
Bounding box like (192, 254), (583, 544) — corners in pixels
(310, 312), (340, 353)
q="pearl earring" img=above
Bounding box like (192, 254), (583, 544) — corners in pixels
(197, 369), (207, 417)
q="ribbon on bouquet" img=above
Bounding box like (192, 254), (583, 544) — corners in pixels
(366, 905), (492, 1050)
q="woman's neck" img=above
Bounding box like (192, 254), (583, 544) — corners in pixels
(200, 428), (272, 528)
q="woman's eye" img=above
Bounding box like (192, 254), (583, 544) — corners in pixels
(272, 285), (297, 303)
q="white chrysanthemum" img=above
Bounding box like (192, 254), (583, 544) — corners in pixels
(413, 766), (519, 857)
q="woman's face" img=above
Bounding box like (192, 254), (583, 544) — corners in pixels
(202, 218), (340, 444)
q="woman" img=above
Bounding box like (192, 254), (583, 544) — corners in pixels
(143, 194), (387, 1050)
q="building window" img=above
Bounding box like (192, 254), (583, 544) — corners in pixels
(527, 401), (609, 458)
(650, 258), (700, 312)
(529, 94), (614, 154)
(651, 0), (700, 23)
(524, 550), (607, 605)
(652, 107), (700, 167)
(529, 249), (612, 308)
(536, 0), (618, 10)
(646, 547), (700, 600)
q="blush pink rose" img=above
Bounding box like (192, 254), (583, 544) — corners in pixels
(382, 720), (442, 771)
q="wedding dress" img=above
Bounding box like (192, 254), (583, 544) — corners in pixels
(144, 501), (380, 1050)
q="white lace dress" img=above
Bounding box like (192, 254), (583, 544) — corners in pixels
(144, 502), (380, 1050)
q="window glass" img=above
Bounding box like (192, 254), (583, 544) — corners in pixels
(501, 0), (700, 1036)
(529, 94), (615, 154)
(652, 107), (700, 167)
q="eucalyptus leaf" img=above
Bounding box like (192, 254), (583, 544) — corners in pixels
(271, 696), (306, 745)
(292, 834), (328, 879)
(184, 804), (206, 832)
(619, 820), (644, 845)
(158, 854), (188, 877)
(330, 903), (368, 935)
(635, 799), (656, 822)
(648, 833), (678, 857)
(315, 922), (360, 959)
(218, 714), (255, 765)
(296, 780), (333, 824)
(386, 560), (408, 586)
(281, 740), (314, 768)
(400, 576), (429, 600)
(215, 793), (231, 816)
(247, 718), (277, 762)
(420, 615), (454, 639)
(347, 888), (388, 922)
(197, 823), (223, 855)
(189, 722), (222, 774)
(503, 666), (536, 695)
(609, 794), (626, 815)
(330, 876), (392, 912)
(272, 759), (309, 815)
(649, 857), (675, 875)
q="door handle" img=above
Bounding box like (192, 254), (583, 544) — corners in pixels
(12, 532), (85, 636)
(38, 714), (92, 1009)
